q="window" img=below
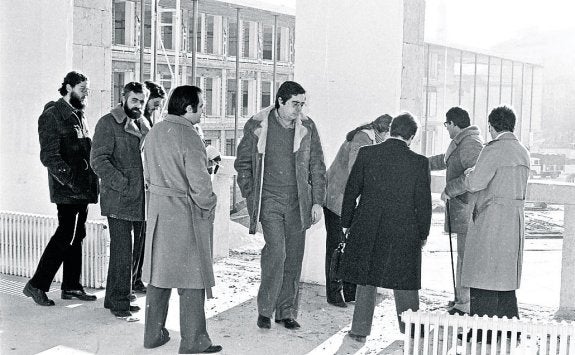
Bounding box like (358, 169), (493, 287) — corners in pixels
(263, 25), (273, 60)
(113, 72), (125, 105)
(228, 17), (237, 57)
(205, 78), (213, 116)
(113, 1), (126, 45)
(144, 5), (151, 47)
(261, 81), (271, 108)
(161, 11), (173, 50)
(226, 79), (237, 116)
(242, 80), (249, 116)
(206, 15), (215, 53)
(226, 138), (235, 156)
(276, 26), (290, 62)
(241, 21), (257, 58)
(188, 12), (202, 53)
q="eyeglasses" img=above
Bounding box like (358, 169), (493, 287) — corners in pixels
(290, 101), (305, 108)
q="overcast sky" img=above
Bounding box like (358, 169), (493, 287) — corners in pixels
(255, 0), (574, 50)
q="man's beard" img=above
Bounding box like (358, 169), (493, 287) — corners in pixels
(70, 91), (85, 110)
(124, 103), (142, 119)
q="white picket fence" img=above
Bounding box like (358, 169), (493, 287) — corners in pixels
(0, 211), (108, 288)
(402, 310), (575, 354)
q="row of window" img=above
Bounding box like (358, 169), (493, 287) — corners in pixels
(113, 0), (292, 61)
(113, 70), (281, 118)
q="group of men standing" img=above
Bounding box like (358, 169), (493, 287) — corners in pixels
(24, 70), (530, 351)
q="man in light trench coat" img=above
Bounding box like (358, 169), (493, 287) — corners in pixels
(449, 105), (530, 341)
(142, 85), (222, 354)
(429, 107), (483, 315)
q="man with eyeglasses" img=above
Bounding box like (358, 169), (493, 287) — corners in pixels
(91, 82), (151, 321)
(23, 71), (99, 306)
(235, 81), (326, 330)
(429, 107), (483, 315)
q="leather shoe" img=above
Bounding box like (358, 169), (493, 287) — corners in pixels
(61, 289), (97, 301)
(328, 300), (347, 308)
(179, 344), (223, 354)
(448, 307), (467, 316)
(257, 315), (271, 329)
(144, 328), (170, 349)
(23, 281), (55, 306)
(129, 292), (137, 302)
(132, 282), (147, 293)
(275, 318), (301, 329)
(201, 345), (223, 353)
(348, 332), (366, 343)
(130, 305), (141, 312)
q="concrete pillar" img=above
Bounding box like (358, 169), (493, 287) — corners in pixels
(294, 0), (425, 284)
(0, 0), (74, 217)
(557, 204), (575, 319)
(212, 157), (235, 259)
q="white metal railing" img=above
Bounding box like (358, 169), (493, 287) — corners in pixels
(402, 310), (575, 354)
(0, 211), (108, 288)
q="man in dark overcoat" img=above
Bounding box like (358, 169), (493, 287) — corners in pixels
(23, 71), (99, 306)
(340, 112), (432, 342)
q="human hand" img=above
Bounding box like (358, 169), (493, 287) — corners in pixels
(342, 227), (348, 235)
(441, 191), (450, 201)
(464, 167), (474, 176)
(311, 204), (323, 224)
(421, 239), (427, 249)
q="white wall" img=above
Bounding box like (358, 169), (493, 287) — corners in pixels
(295, 0), (406, 284)
(0, 0), (111, 219)
(0, 0), (74, 216)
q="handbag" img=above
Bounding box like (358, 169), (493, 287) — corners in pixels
(328, 230), (348, 281)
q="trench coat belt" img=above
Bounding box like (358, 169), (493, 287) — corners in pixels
(473, 196), (524, 220)
(148, 184), (187, 198)
(147, 183), (214, 298)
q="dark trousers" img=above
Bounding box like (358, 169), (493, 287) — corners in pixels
(469, 288), (519, 341)
(323, 207), (357, 302)
(257, 190), (306, 320)
(470, 287), (519, 319)
(104, 217), (143, 311)
(132, 223), (146, 287)
(145, 285), (212, 353)
(351, 285), (419, 336)
(30, 204), (88, 292)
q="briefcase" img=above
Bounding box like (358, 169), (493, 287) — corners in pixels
(328, 230), (348, 281)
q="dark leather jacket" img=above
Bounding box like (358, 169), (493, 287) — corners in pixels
(38, 98), (99, 204)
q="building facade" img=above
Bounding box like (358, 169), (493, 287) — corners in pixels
(112, 0), (295, 155)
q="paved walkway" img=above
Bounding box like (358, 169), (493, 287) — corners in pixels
(0, 217), (562, 354)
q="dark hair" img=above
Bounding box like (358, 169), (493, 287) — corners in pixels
(167, 85), (202, 115)
(122, 82), (148, 97)
(488, 105), (516, 132)
(58, 71), (88, 96)
(445, 107), (470, 129)
(144, 81), (166, 100)
(390, 112), (418, 140)
(275, 81), (306, 109)
(346, 114), (393, 141)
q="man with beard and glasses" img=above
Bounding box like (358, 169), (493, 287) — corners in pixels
(91, 82), (150, 321)
(23, 71), (99, 306)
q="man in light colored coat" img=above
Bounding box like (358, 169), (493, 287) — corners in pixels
(449, 105), (530, 325)
(429, 107), (483, 315)
(234, 81), (326, 330)
(142, 85), (222, 354)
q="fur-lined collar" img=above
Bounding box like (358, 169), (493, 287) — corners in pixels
(252, 106), (309, 154)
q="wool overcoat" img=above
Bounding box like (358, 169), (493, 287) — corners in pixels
(142, 114), (217, 291)
(90, 105), (150, 221)
(339, 139), (432, 290)
(447, 132), (530, 291)
(429, 126), (483, 234)
(325, 129), (377, 216)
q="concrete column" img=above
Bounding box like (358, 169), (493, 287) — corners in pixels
(212, 156), (235, 259)
(294, 0), (424, 284)
(557, 204), (575, 319)
(0, 0), (74, 217)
